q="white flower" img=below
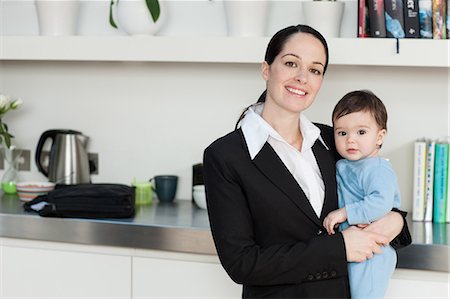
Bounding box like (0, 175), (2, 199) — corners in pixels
(10, 98), (23, 109)
(0, 95), (8, 112)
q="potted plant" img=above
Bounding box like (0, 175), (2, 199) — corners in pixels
(302, 0), (345, 38)
(109, 0), (163, 35)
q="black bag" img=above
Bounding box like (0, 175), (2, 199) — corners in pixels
(23, 183), (135, 218)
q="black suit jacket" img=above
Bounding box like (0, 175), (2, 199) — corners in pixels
(203, 124), (351, 298)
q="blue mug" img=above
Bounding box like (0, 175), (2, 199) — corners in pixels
(150, 175), (178, 202)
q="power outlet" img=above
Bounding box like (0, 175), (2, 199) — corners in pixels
(14, 149), (31, 171)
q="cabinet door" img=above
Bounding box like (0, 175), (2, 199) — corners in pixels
(1, 245), (131, 298)
(133, 256), (241, 298)
(386, 269), (449, 298)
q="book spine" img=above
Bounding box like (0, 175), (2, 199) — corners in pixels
(424, 141), (435, 221)
(358, 0), (371, 37)
(447, 142), (450, 222)
(413, 141), (427, 221)
(447, 0), (450, 38)
(419, 0), (433, 37)
(433, 143), (448, 223)
(432, 0), (447, 38)
(385, 0), (406, 37)
(404, 0), (421, 37)
(368, 0), (387, 37)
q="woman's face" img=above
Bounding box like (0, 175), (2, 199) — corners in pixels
(261, 32), (326, 115)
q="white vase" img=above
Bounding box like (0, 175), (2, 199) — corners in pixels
(223, 0), (270, 37)
(302, 1), (345, 38)
(114, 0), (166, 35)
(35, 0), (80, 36)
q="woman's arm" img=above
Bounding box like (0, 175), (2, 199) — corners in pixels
(362, 210), (411, 249)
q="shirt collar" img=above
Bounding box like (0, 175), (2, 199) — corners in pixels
(240, 103), (329, 159)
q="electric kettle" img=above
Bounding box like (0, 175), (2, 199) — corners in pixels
(35, 129), (91, 185)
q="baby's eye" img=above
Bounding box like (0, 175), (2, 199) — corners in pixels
(285, 61), (297, 67)
(358, 130), (366, 135)
(337, 131), (346, 136)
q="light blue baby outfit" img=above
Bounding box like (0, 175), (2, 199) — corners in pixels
(337, 157), (401, 299)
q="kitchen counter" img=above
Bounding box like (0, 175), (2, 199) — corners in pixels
(0, 193), (448, 272)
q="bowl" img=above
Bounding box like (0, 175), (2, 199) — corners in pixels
(193, 185), (207, 210)
(16, 181), (55, 202)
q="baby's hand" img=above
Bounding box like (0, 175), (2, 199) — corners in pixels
(323, 208), (347, 235)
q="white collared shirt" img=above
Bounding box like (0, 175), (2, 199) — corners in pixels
(240, 103), (326, 217)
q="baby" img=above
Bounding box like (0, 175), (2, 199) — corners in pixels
(323, 90), (401, 299)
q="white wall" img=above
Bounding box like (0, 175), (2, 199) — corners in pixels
(1, 1), (449, 211)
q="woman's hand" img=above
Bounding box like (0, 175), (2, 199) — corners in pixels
(341, 226), (388, 262)
(362, 211), (404, 242)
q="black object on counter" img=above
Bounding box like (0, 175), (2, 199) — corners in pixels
(23, 183), (135, 219)
(192, 163), (204, 201)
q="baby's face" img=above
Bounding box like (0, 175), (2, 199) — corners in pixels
(333, 110), (386, 161)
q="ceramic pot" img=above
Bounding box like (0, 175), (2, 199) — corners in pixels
(114, 0), (166, 35)
(223, 0), (270, 37)
(302, 1), (345, 38)
(35, 0), (80, 36)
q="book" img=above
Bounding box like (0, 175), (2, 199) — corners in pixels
(412, 140), (427, 221)
(404, 0), (421, 37)
(447, 0), (450, 38)
(447, 139), (450, 222)
(432, 0), (447, 38)
(358, 0), (371, 37)
(419, 0), (433, 37)
(424, 140), (435, 221)
(433, 142), (448, 223)
(385, 0), (406, 37)
(368, 0), (387, 37)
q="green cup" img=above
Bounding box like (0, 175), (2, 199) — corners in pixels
(132, 181), (153, 205)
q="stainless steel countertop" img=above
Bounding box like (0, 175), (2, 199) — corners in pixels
(0, 193), (448, 272)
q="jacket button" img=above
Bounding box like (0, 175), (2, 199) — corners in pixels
(317, 229), (324, 235)
(322, 271), (329, 278)
(315, 272), (322, 279)
(330, 270), (337, 277)
(307, 274), (314, 281)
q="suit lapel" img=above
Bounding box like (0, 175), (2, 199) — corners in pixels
(252, 142), (323, 227)
(312, 140), (339, 221)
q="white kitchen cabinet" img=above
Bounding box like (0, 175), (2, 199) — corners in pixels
(0, 239), (132, 299)
(132, 251), (241, 298)
(0, 237), (448, 298)
(386, 269), (450, 298)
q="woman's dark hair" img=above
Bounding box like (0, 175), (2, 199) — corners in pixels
(332, 90), (388, 131)
(235, 25), (329, 129)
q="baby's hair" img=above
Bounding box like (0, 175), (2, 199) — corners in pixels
(332, 90), (388, 131)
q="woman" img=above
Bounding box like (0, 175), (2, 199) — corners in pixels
(203, 25), (410, 298)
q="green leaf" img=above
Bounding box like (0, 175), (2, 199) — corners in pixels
(146, 0), (160, 22)
(3, 133), (11, 149)
(109, 0), (119, 29)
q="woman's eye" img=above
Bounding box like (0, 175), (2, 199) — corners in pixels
(310, 68), (322, 76)
(358, 130), (366, 135)
(285, 61), (297, 67)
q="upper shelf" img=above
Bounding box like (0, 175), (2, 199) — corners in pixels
(1, 36), (448, 67)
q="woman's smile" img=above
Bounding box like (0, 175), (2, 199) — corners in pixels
(286, 86), (306, 96)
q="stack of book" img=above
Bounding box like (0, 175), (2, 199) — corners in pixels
(358, 0), (448, 38)
(413, 138), (450, 222)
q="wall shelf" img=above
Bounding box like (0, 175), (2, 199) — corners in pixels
(1, 36), (448, 67)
